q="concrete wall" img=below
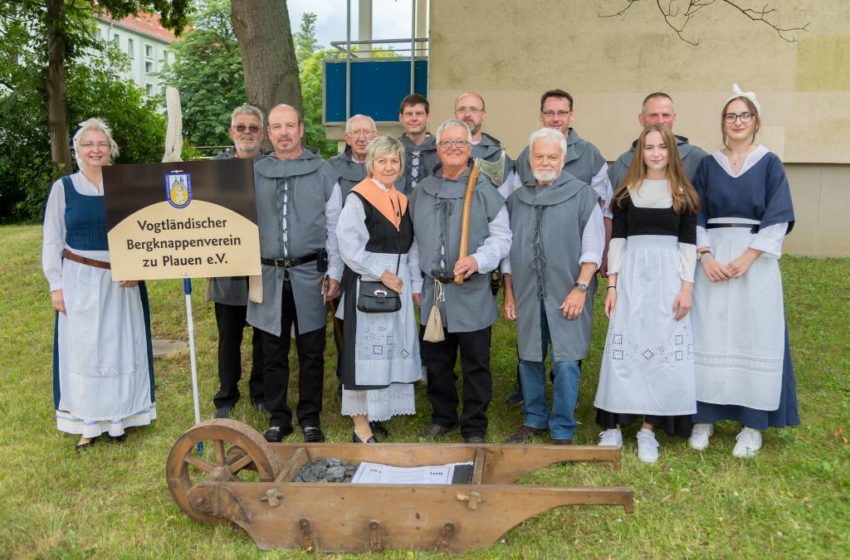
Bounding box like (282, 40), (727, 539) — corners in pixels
(425, 0), (850, 257)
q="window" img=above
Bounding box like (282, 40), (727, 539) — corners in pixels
(127, 38), (134, 58)
(145, 61), (153, 73)
(145, 84), (153, 96)
(145, 44), (153, 58)
(112, 33), (120, 46)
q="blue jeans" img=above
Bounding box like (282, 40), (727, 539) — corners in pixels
(518, 303), (580, 441)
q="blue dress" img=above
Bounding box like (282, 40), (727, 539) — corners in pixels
(691, 150), (799, 430)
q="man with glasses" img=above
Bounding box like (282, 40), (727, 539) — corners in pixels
(248, 104), (343, 444)
(396, 93), (439, 195)
(410, 119), (512, 444)
(209, 104), (266, 419)
(608, 92), (708, 190)
(328, 114), (377, 195)
(454, 92), (514, 197)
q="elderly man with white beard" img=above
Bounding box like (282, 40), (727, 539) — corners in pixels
(502, 128), (604, 445)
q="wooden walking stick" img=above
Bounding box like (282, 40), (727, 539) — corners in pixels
(454, 160), (482, 285)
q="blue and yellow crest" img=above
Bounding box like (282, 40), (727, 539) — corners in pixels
(165, 171), (192, 209)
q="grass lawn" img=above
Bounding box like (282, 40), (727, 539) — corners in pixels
(1, 224), (848, 559)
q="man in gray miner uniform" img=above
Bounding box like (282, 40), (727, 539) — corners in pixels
(411, 119), (512, 444)
(502, 128), (604, 445)
(247, 104), (343, 444)
(396, 93), (439, 195)
(608, 91), (708, 191)
(209, 104), (266, 419)
(327, 114), (377, 196)
(454, 92), (514, 197)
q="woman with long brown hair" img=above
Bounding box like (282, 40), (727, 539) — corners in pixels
(593, 124), (700, 463)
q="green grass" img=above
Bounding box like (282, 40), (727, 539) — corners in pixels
(1, 224), (848, 559)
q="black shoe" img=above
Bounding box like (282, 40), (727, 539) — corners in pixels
(506, 426), (546, 444)
(214, 405), (234, 419)
(263, 425), (293, 443)
(369, 421), (389, 438)
(353, 431), (377, 444)
(302, 426), (325, 443)
(464, 435), (486, 444)
(75, 436), (99, 452)
(504, 388), (523, 406)
(418, 423), (458, 439)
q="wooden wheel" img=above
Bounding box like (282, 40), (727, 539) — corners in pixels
(166, 419), (283, 525)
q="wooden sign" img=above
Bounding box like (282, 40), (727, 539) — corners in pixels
(103, 159), (260, 281)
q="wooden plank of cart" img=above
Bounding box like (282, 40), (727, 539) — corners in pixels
(166, 419), (633, 553)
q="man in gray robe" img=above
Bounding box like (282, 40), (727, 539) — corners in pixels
(608, 92), (709, 190)
(454, 92), (514, 196)
(410, 119), (512, 443)
(327, 114), (377, 196)
(502, 128), (604, 444)
(209, 104), (266, 419)
(247, 104), (343, 444)
(396, 93), (438, 194)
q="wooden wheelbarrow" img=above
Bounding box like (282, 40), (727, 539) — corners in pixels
(166, 419), (633, 552)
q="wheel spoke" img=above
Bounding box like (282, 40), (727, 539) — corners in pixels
(214, 439), (226, 466)
(184, 453), (215, 473)
(227, 453), (254, 474)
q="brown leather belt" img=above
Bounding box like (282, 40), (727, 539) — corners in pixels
(63, 249), (111, 270)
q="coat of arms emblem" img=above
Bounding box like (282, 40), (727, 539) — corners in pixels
(165, 170), (192, 209)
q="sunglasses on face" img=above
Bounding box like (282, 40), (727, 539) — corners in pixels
(234, 124), (260, 134)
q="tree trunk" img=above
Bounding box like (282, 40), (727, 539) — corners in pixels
(46, 0), (72, 173)
(230, 0), (302, 121)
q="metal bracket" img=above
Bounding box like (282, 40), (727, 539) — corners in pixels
(299, 518), (314, 552)
(436, 522), (455, 551)
(368, 520), (384, 552)
(260, 488), (283, 508)
(456, 490), (483, 510)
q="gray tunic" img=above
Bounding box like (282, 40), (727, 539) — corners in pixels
(327, 149), (366, 196)
(396, 134), (439, 195)
(507, 172), (599, 362)
(608, 135), (709, 190)
(471, 133), (514, 185)
(208, 149), (251, 306)
(516, 129), (606, 186)
(410, 167), (506, 333)
(247, 150), (341, 336)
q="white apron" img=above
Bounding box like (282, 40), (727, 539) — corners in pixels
(692, 218), (784, 410)
(594, 235), (696, 415)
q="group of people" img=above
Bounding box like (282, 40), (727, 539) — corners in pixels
(43, 84), (799, 462)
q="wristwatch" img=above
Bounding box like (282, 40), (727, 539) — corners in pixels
(697, 249), (713, 261)
(575, 282), (589, 293)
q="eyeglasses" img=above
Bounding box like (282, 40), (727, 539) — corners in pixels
(723, 112), (754, 124)
(541, 110), (571, 118)
(234, 124), (260, 134)
(79, 142), (109, 149)
(438, 139), (470, 149)
(456, 106), (483, 114)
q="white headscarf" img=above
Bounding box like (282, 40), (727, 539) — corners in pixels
(723, 83), (761, 115)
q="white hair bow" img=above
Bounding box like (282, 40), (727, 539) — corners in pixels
(724, 83), (761, 115)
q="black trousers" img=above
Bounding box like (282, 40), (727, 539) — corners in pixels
(421, 325), (492, 438)
(213, 302), (264, 409)
(261, 280), (326, 428)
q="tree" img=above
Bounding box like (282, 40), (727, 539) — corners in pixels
(604, 0), (809, 45)
(159, 0), (246, 148)
(294, 11), (321, 70)
(230, 0), (301, 121)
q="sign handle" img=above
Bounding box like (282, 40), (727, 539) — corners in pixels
(183, 278), (202, 427)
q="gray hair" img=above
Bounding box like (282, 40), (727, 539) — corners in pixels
(72, 117), (119, 168)
(364, 135), (405, 179)
(230, 104), (264, 129)
(435, 119), (472, 144)
(345, 114), (377, 133)
(528, 127), (567, 159)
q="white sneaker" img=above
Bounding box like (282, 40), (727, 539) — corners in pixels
(636, 429), (659, 463)
(688, 423), (714, 451)
(598, 429), (623, 447)
(732, 427), (762, 458)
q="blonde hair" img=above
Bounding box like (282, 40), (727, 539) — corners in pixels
(613, 124), (699, 215)
(72, 118), (119, 168)
(365, 135), (405, 179)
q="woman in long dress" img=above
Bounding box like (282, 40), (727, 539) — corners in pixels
(689, 85), (798, 458)
(42, 118), (155, 451)
(593, 124), (700, 464)
(336, 136), (421, 443)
